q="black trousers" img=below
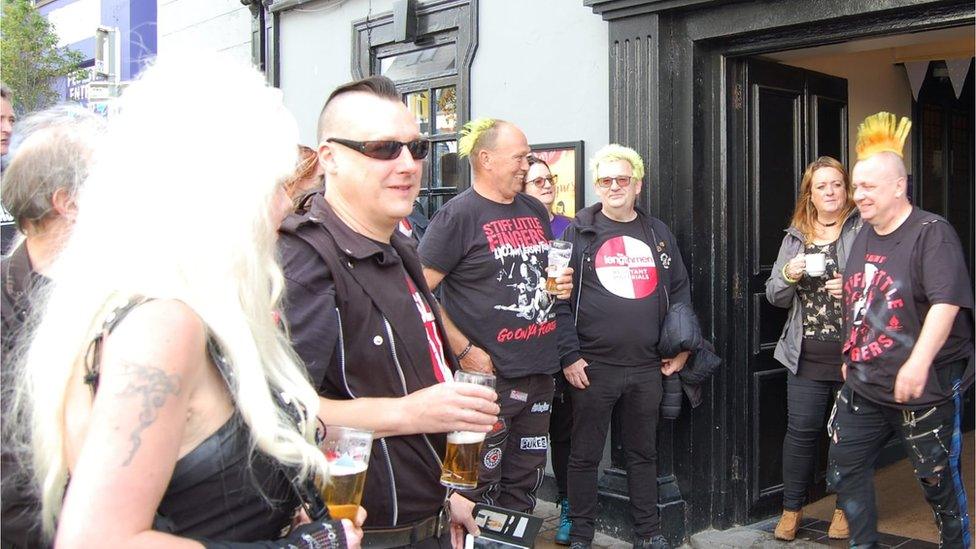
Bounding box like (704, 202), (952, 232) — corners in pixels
(782, 372), (842, 510)
(460, 373), (553, 513)
(827, 362), (972, 548)
(567, 362), (663, 543)
(549, 374), (573, 500)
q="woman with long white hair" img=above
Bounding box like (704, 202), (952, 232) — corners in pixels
(7, 51), (363, 547)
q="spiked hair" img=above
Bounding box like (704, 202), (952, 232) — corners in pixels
(458, 117), (499, 159)
(855, 112), (911, 161)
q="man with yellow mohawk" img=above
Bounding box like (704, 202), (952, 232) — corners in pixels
(829, 112), (973, 548)
(420, 118), (573, 517)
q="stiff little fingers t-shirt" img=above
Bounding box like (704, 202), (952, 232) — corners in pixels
(843, 207), (974, 408)
(419, 188), (559, 378)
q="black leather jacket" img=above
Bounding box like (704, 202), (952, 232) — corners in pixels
(279, 193), (455, 528)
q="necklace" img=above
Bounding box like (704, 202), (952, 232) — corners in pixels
(818, 219), (838, 227)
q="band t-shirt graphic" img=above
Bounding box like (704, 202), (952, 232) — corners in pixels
(577, 213), (662, 366)
(843, 208), (974, 408)
(404, 274), (452, 383)
(419, 189), (560, 379)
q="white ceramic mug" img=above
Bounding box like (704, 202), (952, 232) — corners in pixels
(805, 253), (826, 277)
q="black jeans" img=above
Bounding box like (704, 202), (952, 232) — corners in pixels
(460, 373), (553, 513)
(567, 362), (663, 543)
(549, 375), (573, 500)
(827, 362), (972, 548)
(782, 372), (842, 510)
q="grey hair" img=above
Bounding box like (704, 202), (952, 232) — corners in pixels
(1, 104), (105, 231)
(0, 84), (9, 100)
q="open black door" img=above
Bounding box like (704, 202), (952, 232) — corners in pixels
(728, 57), (848, 520)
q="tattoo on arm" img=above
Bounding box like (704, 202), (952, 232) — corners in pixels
(115, 363), (181, 466)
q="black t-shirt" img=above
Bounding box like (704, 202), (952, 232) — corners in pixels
(419, 188), (559, 378)
(843, 207), (974, 408)
(576, 212), (662, 366)
(378, 241), (454, 384)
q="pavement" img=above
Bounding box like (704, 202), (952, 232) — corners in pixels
(533, 499), (632, 548)
(531, 503), (837, 549)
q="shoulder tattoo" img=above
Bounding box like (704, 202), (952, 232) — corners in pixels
(115, 363), (182, 466)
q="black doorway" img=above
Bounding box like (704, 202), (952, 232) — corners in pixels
(726, 57), (848, 521)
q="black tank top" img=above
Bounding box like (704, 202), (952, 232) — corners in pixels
(82, 298), (302, 541)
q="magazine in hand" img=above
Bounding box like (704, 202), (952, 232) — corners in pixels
(464, 503), (543, 548)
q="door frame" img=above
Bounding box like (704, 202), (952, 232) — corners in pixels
(705, 6), (975, 528)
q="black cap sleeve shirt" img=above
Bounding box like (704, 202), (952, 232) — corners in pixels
(576, 212), (662, 367)
(419, 189), (559, 378)
(842, 207), (974, 409)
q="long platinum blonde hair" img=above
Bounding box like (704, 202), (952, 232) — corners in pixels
(9, 50), (328, 536)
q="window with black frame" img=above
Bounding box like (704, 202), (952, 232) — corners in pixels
(352, 0), (477, 221)
(377, 43), (461, 219)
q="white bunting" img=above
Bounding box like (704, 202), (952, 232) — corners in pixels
(945, 57), (973, 100)
(904, 60), (929, 101)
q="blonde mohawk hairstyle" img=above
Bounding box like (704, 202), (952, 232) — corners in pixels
(458, 117), (497, 158)
(855, 111), (911, 161)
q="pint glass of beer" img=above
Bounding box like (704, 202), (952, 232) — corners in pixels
(317, 425), (373, 521)
(546, 240), (573, 294)
(440, 370), (496, 489)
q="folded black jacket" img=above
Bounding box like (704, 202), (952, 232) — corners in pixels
(658, 301), (722, 419)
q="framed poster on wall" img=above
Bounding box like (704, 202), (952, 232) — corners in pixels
(529, 141), (585, 219)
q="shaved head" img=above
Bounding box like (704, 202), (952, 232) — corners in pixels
(317, 75), (399, 142)
(852, 151), (911, 233)
(318, 91), (402, 142)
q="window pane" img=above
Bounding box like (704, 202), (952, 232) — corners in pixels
(380, 45), (457, 82)
(405, 90), (430, 135)
(435, 86), (457, 134)
(432, 141), (458, 188)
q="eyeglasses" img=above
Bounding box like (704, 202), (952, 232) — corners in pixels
(327, 137), (430, 160)
(526, 175), (559, 188)
(595, 176), (634, 189)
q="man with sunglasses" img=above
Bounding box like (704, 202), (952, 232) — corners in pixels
(278, 76), (500, 549)
(419, 118), (574, 516)
(555, 144), (691, 549)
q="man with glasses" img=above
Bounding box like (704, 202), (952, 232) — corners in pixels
(419, 118), (573, 515)
(278, 75), (499, 548)
(556, 144), (691, 549)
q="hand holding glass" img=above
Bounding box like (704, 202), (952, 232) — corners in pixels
(440, 371), (496, 489)
(317, 426), (373, 521)
(546, 240), (573, 294)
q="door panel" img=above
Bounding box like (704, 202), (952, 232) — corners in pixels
(743, 58), (848, 518)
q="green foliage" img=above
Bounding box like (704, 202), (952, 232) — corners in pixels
(1, 0), (86, 113)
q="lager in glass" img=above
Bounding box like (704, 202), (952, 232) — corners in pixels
(319, 461), (368, 521)
(440, 370), (495, 489)
(440, 430), (486, 489)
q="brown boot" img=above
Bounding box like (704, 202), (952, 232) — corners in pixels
(774, 509), (803, 541)
(828, 508), (849, 539)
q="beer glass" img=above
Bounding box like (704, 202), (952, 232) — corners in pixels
(440, 370), (496, 489)
(546, 240), (573, 294)
(317, 425), (373, 521)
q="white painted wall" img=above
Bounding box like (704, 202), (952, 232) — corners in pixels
(786, 50), (916, 174)
(278, 0), (610, 198)
(157, 0), (252, 64)
(47, 0), (100, 47)
(471, 0), (609, 206)
(279, 0), (394, 146)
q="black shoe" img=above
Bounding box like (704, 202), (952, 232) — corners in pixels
(569, 542), (591, 549)
(634, 534), (670, 549)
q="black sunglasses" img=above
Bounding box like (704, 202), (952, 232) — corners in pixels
(327, 137), (429, 160)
